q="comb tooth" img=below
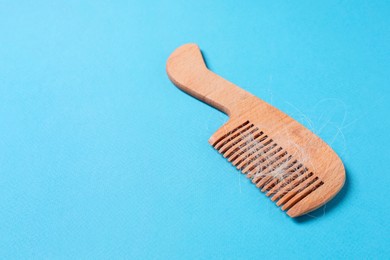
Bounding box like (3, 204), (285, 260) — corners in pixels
(213, 122), (251, 151)
(282, 179), (324, 211)
(252, 148), (287, 183)
(265, 162), (299, 197)
(255, 151), (289, 188)
(218, 124), (254, 153)
(261, 155), (293, 192)
(212, 122), (249, 149)
(251, 148), (286, 185)
(226, 130), (264, 161)
(222, 128), (260, 158)
(267, 162), (303, 197)
(278, 175), (318, 209)
(276, 173), (317, 207)
(266, 162), (300, 197)
(270, 167), (308, 201)
(231, 135), (269, 167)
(216, 123), (253, 152)
(212, 121), (250, 149)
(235, 140), (274, 172)
(240, 141), (276, 175)
(272, 169), (311, 202)
(263, 162), (294, 193)
(245, 143), (279, 177)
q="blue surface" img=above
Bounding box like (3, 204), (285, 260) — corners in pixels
(0, 1), (389, 259)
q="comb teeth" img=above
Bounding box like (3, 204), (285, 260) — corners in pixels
(211, 120), (325, 216)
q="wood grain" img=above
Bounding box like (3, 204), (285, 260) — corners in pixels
(166, 43), (345, 217)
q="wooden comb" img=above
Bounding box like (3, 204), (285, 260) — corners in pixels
(166, 43), (345, 217)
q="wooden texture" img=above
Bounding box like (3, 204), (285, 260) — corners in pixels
(166, 43), (345, 217)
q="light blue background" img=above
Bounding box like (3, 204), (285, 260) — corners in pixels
(0, 1), (389, 259)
